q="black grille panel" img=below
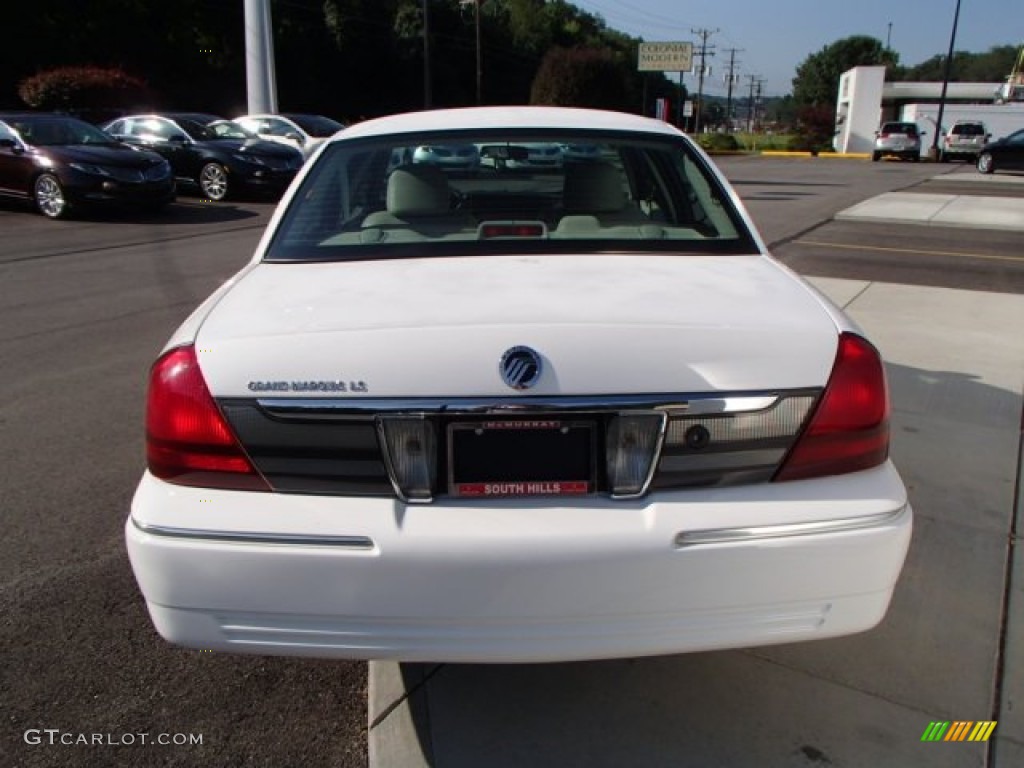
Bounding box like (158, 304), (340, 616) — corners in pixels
(219, 400), (392, 495)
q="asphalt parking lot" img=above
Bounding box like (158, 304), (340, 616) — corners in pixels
(2, 159), (1022, 768)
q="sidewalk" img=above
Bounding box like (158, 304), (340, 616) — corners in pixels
(369, 176), (1024, 767)
(836, 170), (1024, 230)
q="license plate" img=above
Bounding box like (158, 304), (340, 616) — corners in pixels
(448, 419), (595, 497)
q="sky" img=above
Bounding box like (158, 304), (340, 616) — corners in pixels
(572, 0), (1023, 96)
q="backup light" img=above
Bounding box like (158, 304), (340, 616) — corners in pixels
(606, 414), (665, 498)
(377, 417), (437, 502)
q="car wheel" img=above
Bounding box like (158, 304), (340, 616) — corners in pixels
(977, 152), (995, 174)
(33, 173), (70, 219)
(911, 154), (920, 163)
(871, 152), (880, 162)
(199, 162), (229, 201)
(939, 151), (948, 163)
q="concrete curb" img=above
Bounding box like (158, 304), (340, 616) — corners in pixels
(819, 152), (871, 159)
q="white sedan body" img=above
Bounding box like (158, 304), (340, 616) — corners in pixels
(126, 107), (912, 663)
(234, 113), (345, 160)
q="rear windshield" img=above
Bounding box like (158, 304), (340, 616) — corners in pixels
(264, 129), (758, 263)
(951, 124), (985, 136)
(882, 123), (918, 136)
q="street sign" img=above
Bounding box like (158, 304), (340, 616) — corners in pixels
(683, 101), (694, 117)
(638, 42), (693, 73)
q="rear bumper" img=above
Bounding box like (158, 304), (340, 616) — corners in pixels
(126, 463), (912, 663)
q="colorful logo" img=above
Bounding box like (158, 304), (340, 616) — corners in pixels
(921, 721), (997, 742)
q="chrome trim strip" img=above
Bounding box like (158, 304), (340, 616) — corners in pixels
(131, 519), (375, 549)
(256, 393), (797, 420)
(674, 506), (909, 548)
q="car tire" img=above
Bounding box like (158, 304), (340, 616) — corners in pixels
(33, 173), (70, 219)
(198, 162), (229, 201)
(977, 152), (995, 174)
(871, 152), (880, 162)
(939, 151), (948, 163)
(911, 154), (920, 163)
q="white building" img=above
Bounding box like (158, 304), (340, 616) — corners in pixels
(833, 66), (1024, 156)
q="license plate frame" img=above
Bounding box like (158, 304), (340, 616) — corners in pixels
(447, 418), (597, 498)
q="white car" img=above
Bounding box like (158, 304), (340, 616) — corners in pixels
(233, 113), (345, 159)
(126, 106), (912, 664)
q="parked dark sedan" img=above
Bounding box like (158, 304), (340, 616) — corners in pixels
(103, 113), (303, 200)
(976, 128), (1024, 174)
(0, 112), (174, 219)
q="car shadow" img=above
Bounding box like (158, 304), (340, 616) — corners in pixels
(383, 359), (1021, 767)
(728, 179), (847, 187)
(81, 201), (268, 225)
(0, 196), (269, 225)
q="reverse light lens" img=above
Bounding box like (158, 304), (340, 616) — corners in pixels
(606, 414), (664, 497)
(378, 417), (436, 502)
(146, 345), (268, 490)
(774, 333), (890, 482)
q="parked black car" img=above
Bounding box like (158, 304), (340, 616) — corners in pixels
(976, 128), (1024, 174)
(103, 113), (303, 200)
(0, 112), (175, 219)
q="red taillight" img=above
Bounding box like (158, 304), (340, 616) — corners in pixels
(146, 345), (269, 490)
(774, 333), (889, 482)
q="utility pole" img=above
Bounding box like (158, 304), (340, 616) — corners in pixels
(691, 27), (717, 135)
(886, 22), (893, 50)
(745, 74), (758, 132)
(474, 0), (482, 104)
(423, 0), (432, 108)
(754, 78), (766, 131)
(723, 47), (743, 132)
(460, 0), (483, 104)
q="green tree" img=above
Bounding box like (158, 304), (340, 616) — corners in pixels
(792, 35), (897, 107)
(891, 45), (1018, 83)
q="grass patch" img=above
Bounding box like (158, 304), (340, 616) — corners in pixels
(732, 133), (794, 152)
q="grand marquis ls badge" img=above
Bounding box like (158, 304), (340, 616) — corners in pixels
(499, 346), (542, 390)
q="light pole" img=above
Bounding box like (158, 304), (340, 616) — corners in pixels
(930, 0), (961, 159)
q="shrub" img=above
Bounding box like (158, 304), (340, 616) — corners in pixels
(18, 66), (150, 113)
(695, 133), (741, 152)
(787, 105), (837, 154)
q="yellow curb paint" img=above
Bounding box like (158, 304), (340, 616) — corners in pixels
(818, 152), (871, 159)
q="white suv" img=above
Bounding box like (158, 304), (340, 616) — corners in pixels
(940, 120), (989, 162)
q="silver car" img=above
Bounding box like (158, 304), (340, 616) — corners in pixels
(940, 120), (989, 162)
(872, 122), (923, 162)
